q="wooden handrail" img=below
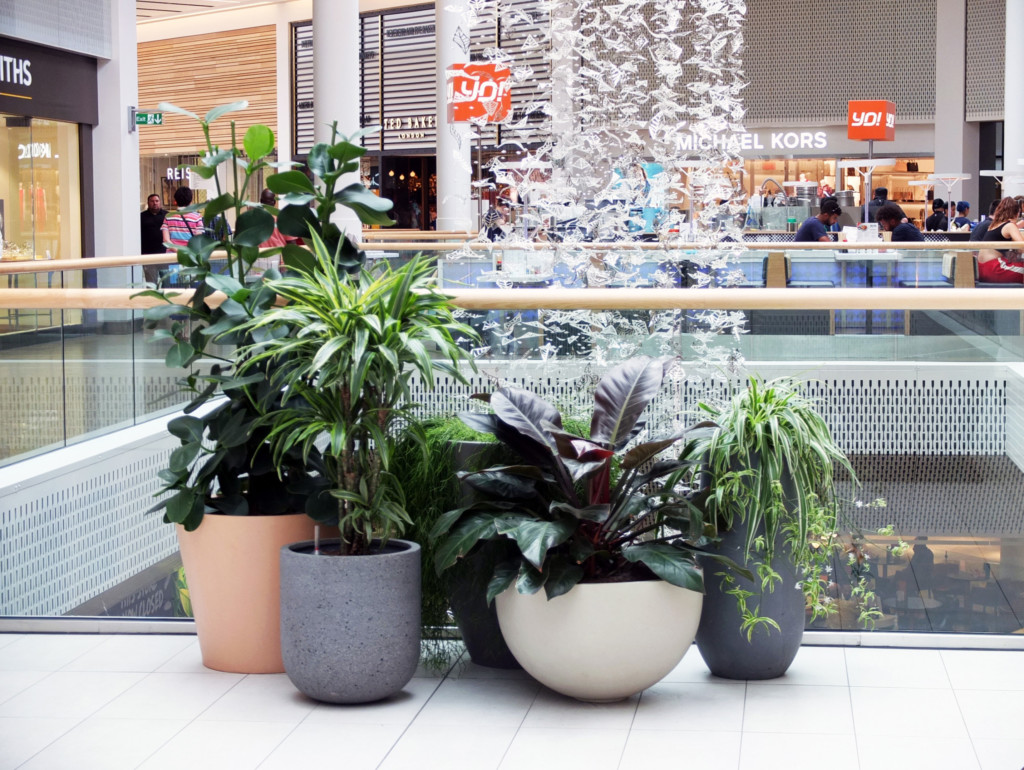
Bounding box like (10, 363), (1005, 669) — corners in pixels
(2, 287), (1023, 311)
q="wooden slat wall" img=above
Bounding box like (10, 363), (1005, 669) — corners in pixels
(138, 26), (277, 156)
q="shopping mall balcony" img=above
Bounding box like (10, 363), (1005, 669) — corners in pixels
(2, 237), (1024, 769)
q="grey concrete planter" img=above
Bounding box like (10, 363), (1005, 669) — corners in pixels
(280, 538), (421, 704)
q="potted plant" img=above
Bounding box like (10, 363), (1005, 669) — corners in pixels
(431, 356), (747, 702)
(684, 375), (856, 680)
(234, 232), (478, 704)
(141, 101), (392, 674)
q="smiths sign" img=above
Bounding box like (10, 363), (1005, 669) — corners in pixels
(446, 63), (511, 124)
(847, 100), (896, 141)
(0, 36), (97, 125)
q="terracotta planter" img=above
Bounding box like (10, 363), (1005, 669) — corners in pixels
(176, 512), (315, 674)
(496, 580), (702, 702)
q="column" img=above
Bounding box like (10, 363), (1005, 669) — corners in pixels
(933, 0), (979, 206)
(92, 0), (139, 328)
(434, 2), (474, 233)
(312, 0), (360, 234)
(1004, 0), (1024, 196)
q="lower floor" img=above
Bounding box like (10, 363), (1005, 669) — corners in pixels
(0, 633), (1022, 769)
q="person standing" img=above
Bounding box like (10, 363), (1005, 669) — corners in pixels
(876, 202), (924, 241)
(794, 197), (842, 242)
(140, 193), (166, 284)
(161, 186), (204, 251)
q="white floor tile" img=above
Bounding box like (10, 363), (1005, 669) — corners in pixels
(659, 646), (724, 683)
(740, 731), (859, 770)
(0, 671), (145, 719)
(521, 688), (639, 730)
(857, 733), (980, 770)
(849, 686), (968, 739)
(619, 729), (741, 770)
(301, 677), (441, 726)
(18, 717), (187, 770)
(942, 650), (1024, 690)
(95, 671), (243, 721)
(0, 717), (79, 770)
(197, 674), (317, 724)
(446, 658), (534, 680)
(0, 670), (50, 705)
(0, 634), (27, 651)
(61, 635), (196, 673)
(138, 719), (295, 769)
(259, 722), (407, 769)
(972, 737), (1024, 770)
(632, 682), (745, 732)
(411, 677), (540, 727)
(153, 639), (205, 673)
(498, 727), (628, 770)
(743, 684), (854, 735)
(378, 722), (517, 770)
(0, 635), (106, 671)
(747, 646), (850, 687)
(845, 648), (951, 689)
(955, 689), (1024, 740)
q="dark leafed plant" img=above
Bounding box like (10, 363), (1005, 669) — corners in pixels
(140, 101), (394, 530)
(431, 356), (748, 603)
(233, 234), (479, 555)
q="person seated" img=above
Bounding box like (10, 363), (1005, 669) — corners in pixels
(976, 197), (1024, 283)
(925, 198), (949, 231)
(794, 197), (842, 242)
(953, 201), (973, 229)
(876, 202), (924, 241)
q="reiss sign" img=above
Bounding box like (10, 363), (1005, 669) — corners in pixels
(847, 100), (896, 141)
(446, 63), (512, 123)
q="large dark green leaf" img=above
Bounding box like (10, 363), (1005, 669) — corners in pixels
(460, 467), (543, 502)
(202, 193), (235, 228)
(515, 561), (546, 595)
(491, 387), (560, 452)
(542, 557), (585, 600)
(590, 357), (666, 449)
(486, 561), (519, 604)
(169, 442), (201, 474)
(433, 513), (501, 572)
(621, 436), (684, 470)
(233, 207), (275, 247)
(622, 543), (704, 592)
(267, 170), (316, 195)
(335, 183), (395, 226)
(459, 411), (498, 436)
(281, 242), (316, 274)
(498, 518), (575, 571)
(168, 415), (204, 443)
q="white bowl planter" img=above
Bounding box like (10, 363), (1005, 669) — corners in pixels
(495, 580), (703, 702)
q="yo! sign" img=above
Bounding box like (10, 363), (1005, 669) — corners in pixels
(847, 100), (896, 141)
(446, 63), (512, 123)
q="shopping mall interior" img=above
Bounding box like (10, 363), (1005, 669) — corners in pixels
(1, 0), (1024, 768)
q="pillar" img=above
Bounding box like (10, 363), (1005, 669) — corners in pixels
(312, 0), (360, 235)
(434, 2), (474, 233)
(1003, 0), (1024, 196)
(934, 0), (979, 207)
(92, 0), (139, 328)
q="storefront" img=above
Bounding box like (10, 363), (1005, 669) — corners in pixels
(0, 35), (95, 332)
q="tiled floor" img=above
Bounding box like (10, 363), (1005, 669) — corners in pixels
(1, 634), (1023, 770)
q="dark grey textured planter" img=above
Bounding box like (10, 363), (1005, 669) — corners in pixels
(280, 538), (421, 704)
(695, 522), (805, 680)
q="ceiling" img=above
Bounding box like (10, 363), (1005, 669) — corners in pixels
(135, 0), (288, 21)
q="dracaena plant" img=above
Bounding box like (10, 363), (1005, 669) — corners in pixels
(431, 357), (748, 603)
(140, 100), (394, 530)
(232, 234), (479, 555)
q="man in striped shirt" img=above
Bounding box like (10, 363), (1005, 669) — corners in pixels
(161, 186), (204, 251)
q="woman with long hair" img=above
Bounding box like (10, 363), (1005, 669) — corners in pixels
(977, 197), (1024, 283)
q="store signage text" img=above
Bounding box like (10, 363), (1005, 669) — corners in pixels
(847, 100), (896, 141)
(385, 24), (435, 38)
(446, 63), (512, 123)
(166, 167), (193, 183)
(677, 130), (828, 152)
(383, 115), (436, 131)
(0, 55), (32, 87)
(17, 142), (51, 159)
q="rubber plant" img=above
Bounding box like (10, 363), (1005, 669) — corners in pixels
(140, 100), (394, 529)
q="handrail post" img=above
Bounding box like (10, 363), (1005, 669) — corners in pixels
(765, 251), (787, 289)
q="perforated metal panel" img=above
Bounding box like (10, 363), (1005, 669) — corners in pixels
(0, 0), (111, 59)
(966, 0), (1006, 121)
(0, 428), (177, 616)
(742, 0), (936, 126)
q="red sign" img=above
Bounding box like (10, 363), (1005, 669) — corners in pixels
(446, 63), (512, 124)
(847, 100), (896, 141)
